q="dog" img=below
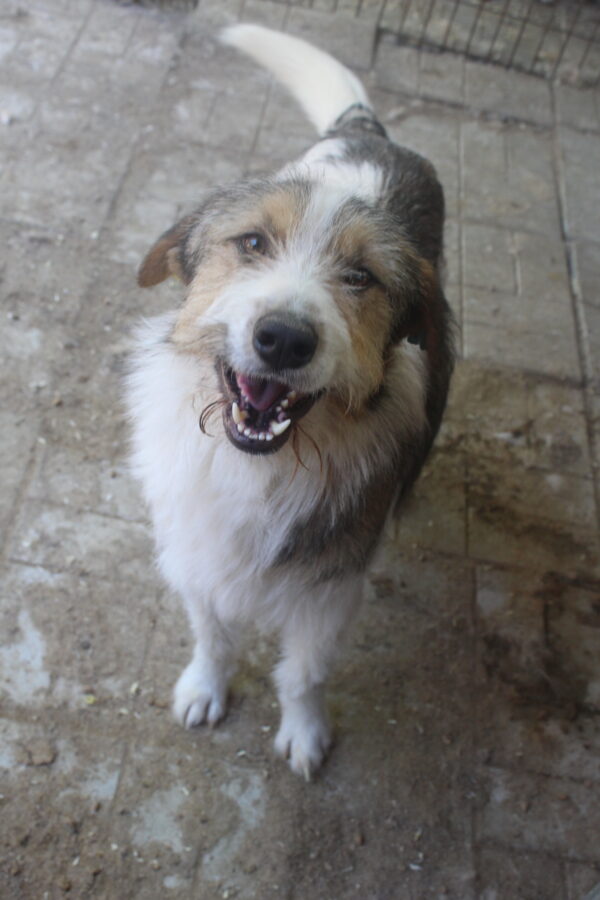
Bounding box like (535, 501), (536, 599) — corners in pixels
(126, 25), (455, 779)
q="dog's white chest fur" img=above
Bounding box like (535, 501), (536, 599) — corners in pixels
(129, 320), (328, 623)
(128, 316), (275, 618)
(128, 312), (426, 628)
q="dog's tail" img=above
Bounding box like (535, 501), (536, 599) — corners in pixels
(220, 24), (372, 136)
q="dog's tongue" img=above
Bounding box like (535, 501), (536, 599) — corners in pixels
(237, 374), (287, 412)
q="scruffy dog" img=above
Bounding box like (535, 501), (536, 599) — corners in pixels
(127, 25), (454, 778)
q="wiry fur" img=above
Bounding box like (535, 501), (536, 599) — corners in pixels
(126, 26), (455, 779)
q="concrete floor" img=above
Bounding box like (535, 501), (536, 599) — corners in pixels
(1, 1), (600, 898)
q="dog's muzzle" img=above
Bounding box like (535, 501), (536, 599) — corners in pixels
(219, 314), (322, 455)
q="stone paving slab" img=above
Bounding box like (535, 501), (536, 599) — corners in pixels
(463, 318), (582, 381)
(460, 118), (562, 237)
(478, 765), (600, 861)
(1, 1), (600, 898)
(559, 127), (600, 242)
(567, 863), (600, 900)
(447, 362), (593, 478)
(0, 563), (157, 714)
(464, 60), (553, 126)
(477, 847), (566, 900)
(555, 83), (600, 133)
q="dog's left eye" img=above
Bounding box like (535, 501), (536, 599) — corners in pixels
(343, 268), (374, 290)
(238, 233), (267, 255)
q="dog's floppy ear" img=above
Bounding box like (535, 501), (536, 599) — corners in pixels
(389, 254), (435, 349)
(137, 215), (196, 288)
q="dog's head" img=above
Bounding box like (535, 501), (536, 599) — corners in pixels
(138, 171), (440, 455)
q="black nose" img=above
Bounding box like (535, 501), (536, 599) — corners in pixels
(253, 314), (318, 370)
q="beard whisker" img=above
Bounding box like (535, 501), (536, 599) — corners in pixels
(199, 397), (228, 436)
(287, 423), (323, 480)
(282, 426), (309, 490)
(297, 423), (323, 474)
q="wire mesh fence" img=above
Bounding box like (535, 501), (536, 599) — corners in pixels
(377, 0), (600, 85)
(262, 0), (600, 85)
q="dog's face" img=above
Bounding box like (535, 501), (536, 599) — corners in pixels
(138, 175), (431, 455)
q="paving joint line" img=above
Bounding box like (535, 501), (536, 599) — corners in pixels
(550, 82), (600, 533)
(0, 442), (43, 567)
(28, 0), (96, 122)
(477, 836), (600, 869)
(373, 80), (555, 132)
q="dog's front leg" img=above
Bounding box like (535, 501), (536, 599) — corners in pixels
(273, 577), (363, 779)
(173, 600), (238, 730)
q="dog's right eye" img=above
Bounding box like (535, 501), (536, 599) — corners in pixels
(342, 267), (375, 291)
(238, 233), (267, 256)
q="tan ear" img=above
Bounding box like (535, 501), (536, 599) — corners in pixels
(137, 216), (195, 288)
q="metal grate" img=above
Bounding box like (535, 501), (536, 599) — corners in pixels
(377, 0), (600, 85)
(260, 0), (600, 85)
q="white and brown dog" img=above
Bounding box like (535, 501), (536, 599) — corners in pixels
(126, 25), (454, 778)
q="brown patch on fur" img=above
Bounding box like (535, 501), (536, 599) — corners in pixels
(329, 216), (384, 279)
(169, 185), (310, 351)
(349, 284), (392, 394)
(414, 256), (443, 359)
(171, 245), (239, 351)
(260, 188), (306, 244)
(326, 218), (397, 408)
(201, 185), (307, 251)
(329, 277), (392, 410)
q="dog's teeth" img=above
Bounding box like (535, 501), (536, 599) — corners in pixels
(287, 390), (297, 401)
(270, 419), (291, 437)
(259, 432), (266, 440)
(280, 399), (289, 409)
(241, 427), (263, 441)
(237, 423), (245, 434)
(231, 402), (248, 424)
(266, 433), (274, 441)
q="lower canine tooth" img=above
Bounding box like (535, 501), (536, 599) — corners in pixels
(270, 418), (291, 437)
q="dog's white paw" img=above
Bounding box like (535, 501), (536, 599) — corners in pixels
(274, 699), (331, 780)
(173, 662), (227, 729)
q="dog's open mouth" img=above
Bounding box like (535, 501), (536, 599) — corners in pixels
(220, 362), (319, 454)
